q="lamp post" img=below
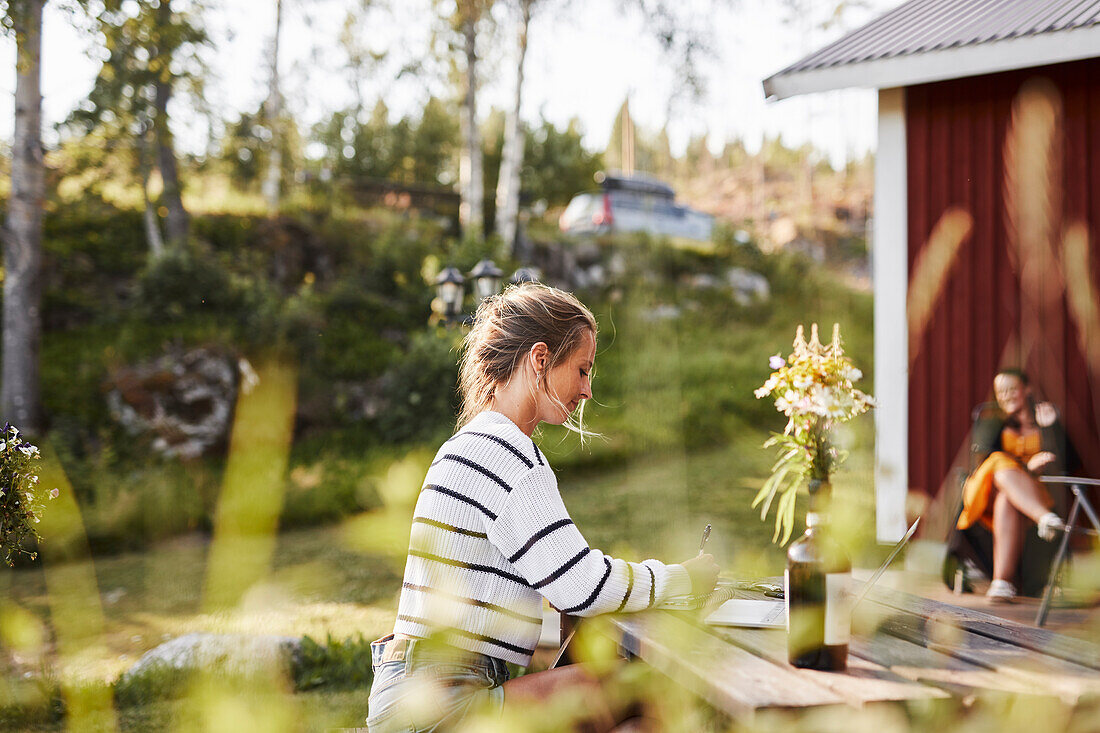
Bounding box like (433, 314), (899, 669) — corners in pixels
(435, 267), (465, 324)
(469, 258), (504, 301)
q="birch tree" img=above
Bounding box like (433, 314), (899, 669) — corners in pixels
(453, 0), (491, 237)
(493, 0), (533, 250)
(68, 0), (204, 253)
(152, 0), (189, 247)
(261, 0), (283, 213)
(1, 0), (45, 431)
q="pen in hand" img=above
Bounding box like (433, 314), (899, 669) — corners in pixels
(698, 523), (711, 556)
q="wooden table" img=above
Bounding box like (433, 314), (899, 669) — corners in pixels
(602, 582), (1100, 718)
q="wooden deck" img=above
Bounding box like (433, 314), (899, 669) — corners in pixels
(603, 572), (1100, 719)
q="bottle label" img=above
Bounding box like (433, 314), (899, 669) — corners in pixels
(824, 572), (852, 646)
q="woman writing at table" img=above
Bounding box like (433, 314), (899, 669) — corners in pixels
(956, 368), (1067, 602)
(366, 283), (719, 732)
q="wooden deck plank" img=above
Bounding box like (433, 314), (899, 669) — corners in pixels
(715, 626), (949, 707)
(877, 612), (1100, 702)
(861, 582), (1100, 670)
(851, 630), (1039, 697)
(609, 613), (847, 716)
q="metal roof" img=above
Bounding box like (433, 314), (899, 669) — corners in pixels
(764, 0), (1100, 99)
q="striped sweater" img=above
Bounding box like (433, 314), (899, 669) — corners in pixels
(393, 410), (693, 667)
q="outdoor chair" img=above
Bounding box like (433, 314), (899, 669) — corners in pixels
(1035, 476), (1100, 626)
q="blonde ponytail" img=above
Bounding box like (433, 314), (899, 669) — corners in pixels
(457, 282), (597, 436)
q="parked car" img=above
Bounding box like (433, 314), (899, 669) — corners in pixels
(559, 172), (714, 242)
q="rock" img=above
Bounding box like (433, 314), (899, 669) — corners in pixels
(725, 268), (771, 306)
(120, 633), (300, 682)
(106, 347), (243, 459)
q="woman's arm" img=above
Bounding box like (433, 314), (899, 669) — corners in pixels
(488, 468), (694, 617)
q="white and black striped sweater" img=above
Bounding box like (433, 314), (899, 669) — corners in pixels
(393, 410), (692, 667)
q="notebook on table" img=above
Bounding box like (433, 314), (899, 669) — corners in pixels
(704, 598), (786, 628)
(701, 517), (922, 629)
(657, 578), (741, 611)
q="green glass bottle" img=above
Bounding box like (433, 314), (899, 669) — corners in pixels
(785, 480), (851, 671)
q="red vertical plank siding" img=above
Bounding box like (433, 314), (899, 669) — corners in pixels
(973, 91), (997, 400)
(950, 80), (975, 459)
(907, 85), (931, 497)
(929, 84), (953, 493)
(993, 81), (1019, 369)
(1062, 69), (1089, 453)
(906, 56), (1100, 499)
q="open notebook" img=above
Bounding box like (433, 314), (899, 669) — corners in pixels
(657, 578), (785, 627)
(705, 598), (786, 628)
(688, 517), (920, 629)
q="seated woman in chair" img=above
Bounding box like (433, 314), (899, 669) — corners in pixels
(956, 368), (1067, 602)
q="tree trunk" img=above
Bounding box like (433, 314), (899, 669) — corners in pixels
(154, 0), (189, 248)
(494, 0), (531, 253)
(458, 4), (483, 237)
(262, 0), (283, 213)
(139, 123), (165, 258)
(2, 0), (45, 433)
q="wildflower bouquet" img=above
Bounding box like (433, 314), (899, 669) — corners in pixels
(0, 424), (56, 566)
(753, 324), (873, 543)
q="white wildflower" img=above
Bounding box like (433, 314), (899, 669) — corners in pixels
(50, 488), (60, 499)
(775, 390), (798, 414)
(755, 374), (781, 398)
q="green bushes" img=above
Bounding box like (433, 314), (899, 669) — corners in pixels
(367, 329), (461, 445)
(35, 200), (871, 553)
(291, 635), (373, 692)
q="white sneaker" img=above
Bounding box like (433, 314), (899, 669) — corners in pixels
(986, 579), (1017, 603)
(1038, 512), (1067, 542)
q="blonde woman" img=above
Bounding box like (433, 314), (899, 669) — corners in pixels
(366, 283), (719, 732)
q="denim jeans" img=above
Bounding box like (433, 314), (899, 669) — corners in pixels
(366, 635), (509, 732)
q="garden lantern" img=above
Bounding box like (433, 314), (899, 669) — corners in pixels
(470, 259), (504, 301)
(435, 267), (465, 321)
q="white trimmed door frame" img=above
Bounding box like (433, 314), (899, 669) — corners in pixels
(873, 86), (909, 544)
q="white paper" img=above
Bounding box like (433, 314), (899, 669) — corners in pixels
(704, 599), (786, 628)
(824, 572), (852, 645)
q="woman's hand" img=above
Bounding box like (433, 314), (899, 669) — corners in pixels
(681, 553), (719, 596)
(1028, 451), (1057, 473)
(1035, 401), (1057, 427)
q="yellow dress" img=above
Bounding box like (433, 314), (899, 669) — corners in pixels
(957, 430), (1051, 530)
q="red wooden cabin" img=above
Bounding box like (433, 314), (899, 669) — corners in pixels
(764, 0), (1100, 541)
